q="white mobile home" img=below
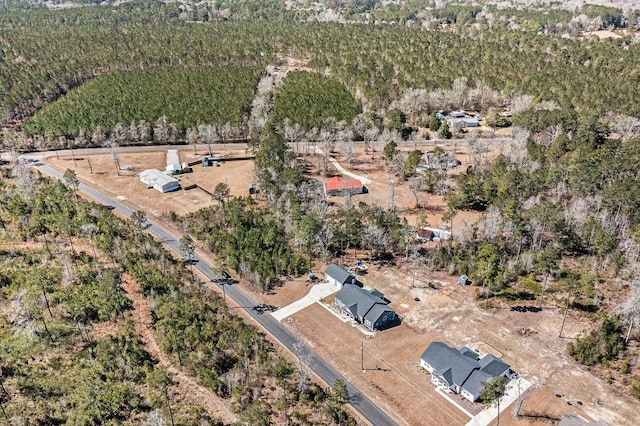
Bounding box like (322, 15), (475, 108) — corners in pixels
(139, 169), (180, 193)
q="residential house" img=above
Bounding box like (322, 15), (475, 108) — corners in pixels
(420, 341), (511, 402)
(139, 169), (180, 193)
(445, 110), (481, 129)
(324, 176), (364, 197)
(335, 284), (396, 330)
(420, 227), (452, 241)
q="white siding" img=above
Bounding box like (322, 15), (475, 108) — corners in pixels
(420, 360), (434, 373)
(461, 389), (475, 402)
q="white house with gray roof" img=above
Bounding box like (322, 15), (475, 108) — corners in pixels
(334, 284), (396, 330)
(420, 341), (510, 402)
(324, 263), (357, 288)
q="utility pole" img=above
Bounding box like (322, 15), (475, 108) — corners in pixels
(559, 292), (572, 337)
(361, 342), (364, 372)
(222, 281), (227, 306)
(539, 273), (549, 310)
(164, 384), (175, 426)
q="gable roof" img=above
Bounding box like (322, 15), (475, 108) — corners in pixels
(139, 169), (179, 187)
(368, 288), (385, 299)
(459, 346), (479, 360)
(421, 342), (511, 400)
(479, 354), (510, 376)
(365, 303), (394, 326)
(325, 264), (356, 285)
(335, 284), (393, 326)
(421, 342), (480, 387)
(462, 369), (494, 400)
(325, 176), (362, 191)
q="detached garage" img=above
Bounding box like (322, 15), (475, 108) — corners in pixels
(139, 169), (180, 193)
(324, 263), (356, 288)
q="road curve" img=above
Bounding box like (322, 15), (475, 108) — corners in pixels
(35, 162), (398, 426)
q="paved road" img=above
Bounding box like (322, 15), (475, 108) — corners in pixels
(36, 162), (398, 426)
(7, 136), (514, 162)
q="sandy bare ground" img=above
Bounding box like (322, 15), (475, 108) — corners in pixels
(250, 258), (639, 426)
(46, 149), (255, 217)
(582, 30), (623, 39)
(121, 274), (238, 424)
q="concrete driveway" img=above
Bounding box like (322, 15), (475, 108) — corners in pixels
(272, 280), (339, 321)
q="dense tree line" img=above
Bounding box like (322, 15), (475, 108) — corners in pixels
(3, 2), (640, 135)
(272, 71), (361, 131)
(436, 122), (640, 294)
(24, 66), (261, 137)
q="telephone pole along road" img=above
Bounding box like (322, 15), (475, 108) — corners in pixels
(36, 162), (398, 426)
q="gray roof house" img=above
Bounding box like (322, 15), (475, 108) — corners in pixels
(324, 263), (356, 288)
(420, 341), (511, 402)
(335, 284), (396, 330)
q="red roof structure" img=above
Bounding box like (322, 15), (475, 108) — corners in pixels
(417, 229), (435, 241)
(325, 177), (362, 192)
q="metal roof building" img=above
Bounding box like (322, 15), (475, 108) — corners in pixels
(324, 176), (364, 197)
(139, 169), (180, 193)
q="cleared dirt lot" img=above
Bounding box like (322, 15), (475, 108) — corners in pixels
(46, 149), (255, 217)
(45, 144), (639, 426)
(257, 264), (639, 426)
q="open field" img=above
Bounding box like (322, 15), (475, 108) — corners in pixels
(46, 148), (255, 217)
(44, 142), (639, 426)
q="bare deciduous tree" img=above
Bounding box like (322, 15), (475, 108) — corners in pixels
(614, 114), (640, 141)
(364, 127), (379, 157)
(452, 76), (468, 108)
(617, 278), (640, 343)
(510, 94), (534, 115)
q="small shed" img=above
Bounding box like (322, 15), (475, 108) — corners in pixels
(416, 229), (434, 242)
(181, 162), (191, 173)
(458, 275), (469, 285)
(249, 183), (257, 194)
